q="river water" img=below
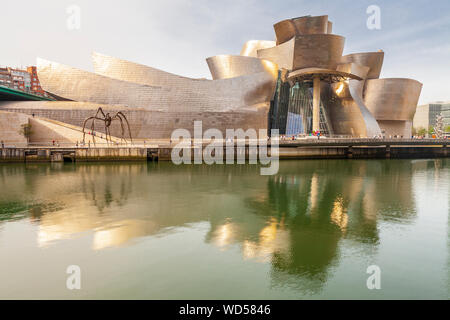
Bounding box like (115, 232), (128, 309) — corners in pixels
(0, 159), (448, 299)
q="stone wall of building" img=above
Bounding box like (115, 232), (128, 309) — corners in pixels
(0, 111), (29, 144)
(0, 102), (269, 140)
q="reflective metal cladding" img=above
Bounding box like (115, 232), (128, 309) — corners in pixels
(206, 55), (278, 80)
(240, 40), (276, 58)
(1, 13), (422, 140)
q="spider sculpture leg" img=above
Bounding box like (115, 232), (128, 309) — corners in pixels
(91, 117), (97, 145)
(82, 116), (97, 144)
(104, 121), (109, 145)
(94, 108), (108, 145)
(82, 117), (105, 145)
(117, 112), (133, 143)
(94, 107), (106, 120)
(112, 114), (127, 144)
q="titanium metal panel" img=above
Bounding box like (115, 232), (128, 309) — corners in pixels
(340, 52), (384, 79)
(292, 34), (345, 71)
(240, 40), (276, 58)
(327, 63), (381, 137)
(273, 19), (297, 45)
(257, 38), (295, 70)
(91, 53), (277, 108)
(206, 55), (278, 80)
(292, 15), (329, 35)
(274, 15), (330, 45)
(39, 57), (276, 113)
(364, 78), (423, 121)
(259, 35), (345, 72)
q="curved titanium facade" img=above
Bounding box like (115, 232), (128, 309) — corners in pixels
(274, 15), (330, 45)
(336, 62), (370, 80)
(327, 21), (333, 34)
(257, 38), (295, 70)
(364, 78), (422, 121)
(40, 57), (277, 112)
(363, 78), (422, 137)
(240, 40), (276, 57)
(206, 55), (278, 80)
(348, 79), (382, 137)
(292, 15), (329, 35)
(274, 19), (297, 45)
(258, 34), (345, 72)
(326, 63), (381, 137)
(363, 78), (423, 121)
(91, 52), (276, 106)
(326, 83), (365, 137)
(340, 52), (384, 79)
(292, 34), (345, 71)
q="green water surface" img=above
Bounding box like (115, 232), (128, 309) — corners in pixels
(0, 159), (448, 299)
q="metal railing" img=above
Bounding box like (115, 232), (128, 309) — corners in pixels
(0, 137), (448, 149)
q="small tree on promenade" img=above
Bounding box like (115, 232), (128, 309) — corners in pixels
(417, 127), (427, 137)
(19, 123), (33, 146)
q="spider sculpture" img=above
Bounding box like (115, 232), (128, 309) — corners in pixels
(82, 107), (133, 145)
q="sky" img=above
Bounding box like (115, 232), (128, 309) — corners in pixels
(1, 0), (449, 104)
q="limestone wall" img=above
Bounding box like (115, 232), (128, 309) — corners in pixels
(1, 102), (269, 139)
(0, 111), (29, 144)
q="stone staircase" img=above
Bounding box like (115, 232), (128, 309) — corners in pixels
(29, 117), (126, 145)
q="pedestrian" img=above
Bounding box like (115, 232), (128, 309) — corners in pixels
(1, 140), (4, 148)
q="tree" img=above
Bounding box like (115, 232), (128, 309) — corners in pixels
(445, 125), (450, 133)
(417, 127), (427, 137)
(19, 123), (33, 145)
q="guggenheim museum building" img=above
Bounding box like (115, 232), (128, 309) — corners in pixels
(0, 15), (423, 143)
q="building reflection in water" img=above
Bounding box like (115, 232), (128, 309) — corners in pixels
(0, 159), (443, 292)
(207, 160), (421, 292)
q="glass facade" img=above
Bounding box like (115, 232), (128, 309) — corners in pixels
(269, 75), (332, 136)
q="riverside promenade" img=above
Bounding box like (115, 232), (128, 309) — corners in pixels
(0, 138), (448, 163)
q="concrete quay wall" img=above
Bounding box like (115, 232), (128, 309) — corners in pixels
(0, 144), (448, 163)
(0, 148), (147, 163)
